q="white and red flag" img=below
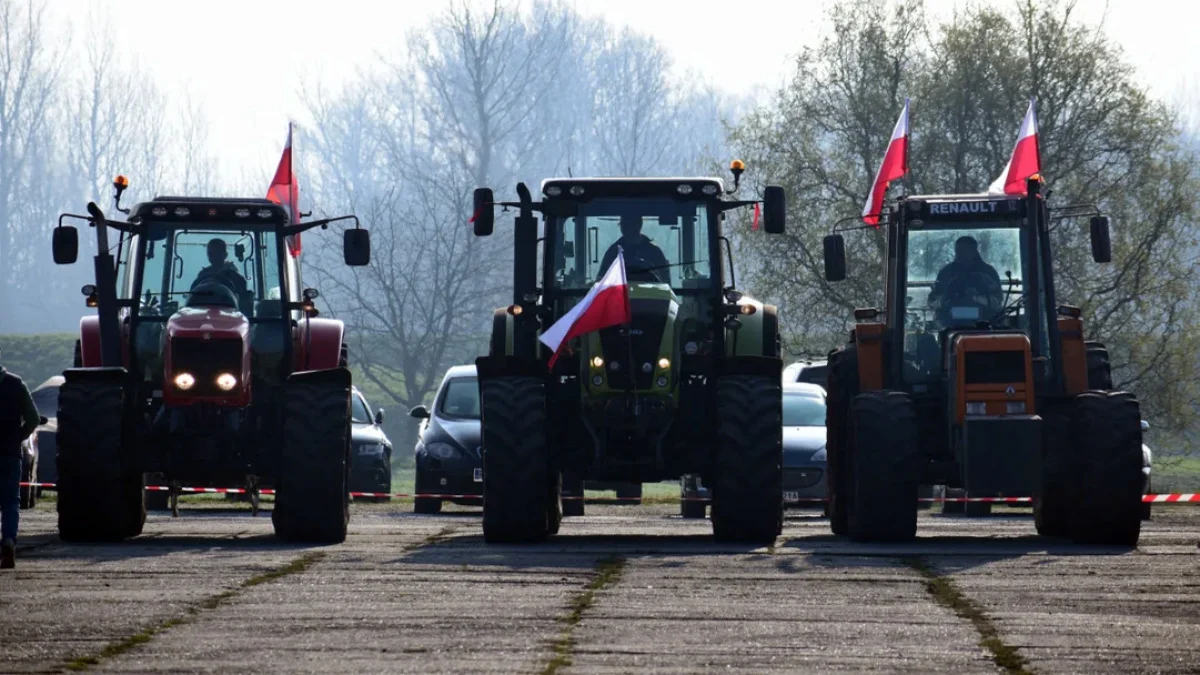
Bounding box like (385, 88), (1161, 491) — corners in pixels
(266, 123), (301, 256)
(862, 99), (910, 226)
(540, 249), (631, 368)
(989, 99), (1040, 196)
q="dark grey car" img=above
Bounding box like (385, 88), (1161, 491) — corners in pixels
(349, 387), (393, 501)
(409, 365), (482, 514)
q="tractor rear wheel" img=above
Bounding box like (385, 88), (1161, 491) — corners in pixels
(57, 377), (145, 542)
(1067, 391), (1143, 546)
(824, 346), (857, 536)
(942, 488), (966, 514)
(273, 374), (351, 544)
(480, 376), (551, 543)
(847, 391), (919, 542)
(681, 499), (706, 519)
(710, 374), (782, 544)
(1034, 407), (1072, 538)
(1085, 342), (1114, 391)
(561, 472), (585, 517)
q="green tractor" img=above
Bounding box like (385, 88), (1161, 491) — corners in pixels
(471, 164), (788, 543)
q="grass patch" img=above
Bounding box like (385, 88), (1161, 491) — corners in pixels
(905, 557), (1031, 675)
(543, 556), (626, 675)
(64, 552), (324, 671)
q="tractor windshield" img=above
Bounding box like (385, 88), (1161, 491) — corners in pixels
(549, 198), (712, 291)
(134, 223), (284, 319)
(901, 224), (1028, 382)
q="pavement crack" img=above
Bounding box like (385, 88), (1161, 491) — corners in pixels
(542, 556), (626, 675)
(905, 557), (1032, 675)
(61, 551), (325, 672)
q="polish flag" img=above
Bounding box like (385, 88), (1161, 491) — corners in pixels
(862, 99), (910, 226)
(989, 100), (1040, 196)
(540, 249), (630, 368)
(267, 123), (301, 256)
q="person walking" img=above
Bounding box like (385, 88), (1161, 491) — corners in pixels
(1, 348), (42, 569)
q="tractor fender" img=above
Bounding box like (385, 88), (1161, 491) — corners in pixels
(725, 298), (777, 358)
(78, 316), (102, 368)
(293, 318), (345, 372)
(489, 308), (514, 357)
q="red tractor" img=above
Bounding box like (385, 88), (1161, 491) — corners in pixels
(50, 178), (371, 543)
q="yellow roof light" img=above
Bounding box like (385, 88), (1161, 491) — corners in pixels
(730, 159), (746, 172)
(113, 174), (130, 189)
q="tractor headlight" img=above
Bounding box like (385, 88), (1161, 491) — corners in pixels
(424, 442), (461, 460)
(173, 372), (195, 390)
(215, 373), (238, 391)
(1005, 401), (1026, 414)
(965, 402), (987, 416)
(591, 356), (604, 369)
(657, 357), (670, 370)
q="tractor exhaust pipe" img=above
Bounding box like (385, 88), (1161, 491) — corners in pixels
(86, 202), (123, 368)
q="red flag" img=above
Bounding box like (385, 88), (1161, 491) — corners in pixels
(989, 99), (1040, 196)
(752, 203), (761, 231)
(540, 250), (630, 368)
(862, 99), (910, 227)
(266, 123), (300, 256)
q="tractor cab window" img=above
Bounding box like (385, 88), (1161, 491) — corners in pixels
(550, 198), (712, 291)
(901, 225), (1025, 383)
(136, 224), (283, 318)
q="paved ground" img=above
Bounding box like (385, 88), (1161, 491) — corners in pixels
(1, 501), (1197, 674)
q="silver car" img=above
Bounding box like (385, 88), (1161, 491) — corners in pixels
(782, 383), (827, 506)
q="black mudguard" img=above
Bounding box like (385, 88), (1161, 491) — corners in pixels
(62, 366), (128, 385)
(287, 366), (352, 388)
(715, 355), (783, 379)
(474, 355), (548, 381)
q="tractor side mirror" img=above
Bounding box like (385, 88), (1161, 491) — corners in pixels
(1140, 419), (1150, 432)
(823, 234), (847, 281)
(762, 185), (786, 234)
(375, 408), (385, 425)
(1089, 216), (1111, 263)
(343, 228), (371, 266)
(53, 226), (79, 265)
(409, 405), (430, 419)
(39, 416), (48, 426)
(473, 188), (495, 237)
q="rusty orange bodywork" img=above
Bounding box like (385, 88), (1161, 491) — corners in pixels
(1057, 316), (1088, 394)
(854, 321), (886, 391)
(953, 333), (1035, 424)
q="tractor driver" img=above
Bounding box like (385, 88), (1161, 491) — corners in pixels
(927, 235), (1003, 324)
(193, 238), (249, 300)
(599, 214), (669, 281)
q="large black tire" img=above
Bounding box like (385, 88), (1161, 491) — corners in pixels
(414, 498), (442, 514)
(1034, 404), (1072, 537)
(847, 391), (920, 542)
(825, 346), (857, 536)
(615, 482), (643, 505)
(1067, 391), (1143, 546)
(710, 374), (782, 543)
(273, 375), (351, 544)
(57, 378), (145, 542)
(480, 376), (551, 543)
(562, 472), (585, 517)
(681, 498), (707, 519)
(942, 487), (966, 514)
(1085, 341), (1113, 391)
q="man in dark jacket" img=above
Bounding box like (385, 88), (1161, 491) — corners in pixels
(0, 348), (41, 569)
(927, 235), (1003, 325)
(599, 215), (669, 281)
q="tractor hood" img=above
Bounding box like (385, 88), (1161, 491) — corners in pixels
(163, 307), (252, 406)
(588, 282), (679, 393)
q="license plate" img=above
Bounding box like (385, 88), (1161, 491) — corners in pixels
(783, 491), (800, 503)
(473, 468), (483, 482)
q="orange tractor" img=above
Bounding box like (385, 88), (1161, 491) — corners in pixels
(822, 176), (1143, 545)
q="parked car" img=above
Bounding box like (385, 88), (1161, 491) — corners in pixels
(783, 359), (828, 387)
(409, 365), (482, 514)
(19, 432), (39, 509)
(31, 376), (62, 493)
(349, 386), (393, 502)
(1141, 419), (1152, 520)
(681, 382), (828, 518)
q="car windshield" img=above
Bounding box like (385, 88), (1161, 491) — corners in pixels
(550, 197), (712, 291)
(134, 223), (283, 317)
(783, 392), (825, 426)
(439, 377), (480, 419)
(351, 395), (372, 423)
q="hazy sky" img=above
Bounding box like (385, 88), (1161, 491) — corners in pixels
(54, 0), (1200, 185)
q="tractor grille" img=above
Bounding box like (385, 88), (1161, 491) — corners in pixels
(964, 351), (1026, 385)
(171, 338), (243, 396)
(599, 298), (669, 390)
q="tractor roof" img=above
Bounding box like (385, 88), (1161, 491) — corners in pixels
(130, 197), (290, 225)
(541, 177), (725, 199)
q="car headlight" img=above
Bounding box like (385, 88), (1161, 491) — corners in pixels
(423, 442), (461, 460)
(811, 446), (827, 462)
(356, 443), (386, 457)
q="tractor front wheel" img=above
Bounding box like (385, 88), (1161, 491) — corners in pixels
(1067, 391), (1143, 546)
(710, 374), (782, 544)
(273, 372), (351, 544)
(57, 376), (145, 542)
(824, 346), (858, 536)
(480, 376), (552, 543)
(847, 391), (919, 542)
